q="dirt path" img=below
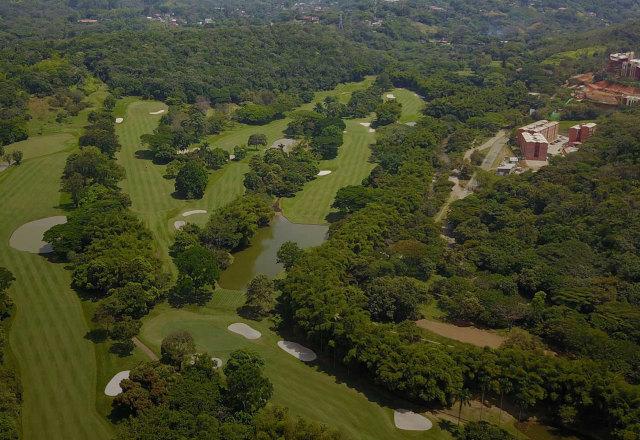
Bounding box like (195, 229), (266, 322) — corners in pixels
(435, 130), (508, 222)
(132, 336), (159, 361)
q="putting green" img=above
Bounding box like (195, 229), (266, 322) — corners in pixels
(140, 292), (451, 440)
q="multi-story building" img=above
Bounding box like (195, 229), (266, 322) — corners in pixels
(519, 132), (549, 161)
(568, 122), (597, 147)
(608, 52), (635, 74)
(608, 52), (640, 80)
(516, 120), (560, 160)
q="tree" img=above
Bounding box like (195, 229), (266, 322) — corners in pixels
(277, 241), (304, 270)
(233, 145), (248, 161)
(373, 100), (402, 127)
(173, 244), (220, 290)
(200, 145), (228, 170)
(248, 133), (268, 148)
(10, 150), (22, 165)
(244, 275), (276, 316)
(110, 317), (142, 354)
(366, 277), (429, 323)
(223, 350), (273, 414)
(175, 160), (208, 199)
(456, 388), (472, 425)
(161, 330), (196, 367)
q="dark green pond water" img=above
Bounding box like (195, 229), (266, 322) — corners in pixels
(218, 214), (328, 290)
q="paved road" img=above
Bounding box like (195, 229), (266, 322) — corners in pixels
(435, 130), (508, 222)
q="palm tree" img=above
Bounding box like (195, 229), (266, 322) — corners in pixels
(455, 388), (472, 426)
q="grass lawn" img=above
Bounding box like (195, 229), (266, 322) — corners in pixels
(115, 100), (248, 270)
(0, 84), (155, 440)
(387, 88), (426, 123)
(140, 290), (453, 440)
(0, 135), (113, 440)
(281, 119), (376, 224)
(558, 119), (590, 134)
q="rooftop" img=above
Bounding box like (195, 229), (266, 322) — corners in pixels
(522, 132), (548, 143)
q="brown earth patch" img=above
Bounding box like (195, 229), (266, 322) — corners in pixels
(416, 319), (506, 348)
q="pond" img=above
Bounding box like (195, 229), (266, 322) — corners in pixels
(218, 214), (328, 290)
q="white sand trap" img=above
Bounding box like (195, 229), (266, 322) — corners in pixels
(359, 122), (371, 127)
(228, 323), (261, 340)
(229, 154), (236, 160)
(10, 216), (67, 254)
(182, 210), (208, 217)
(368, 128), (376, 133)
(115, 117), (124, 124)
(174, 220), (186, 230)
(212, 357), (223, 368)
(149, 109), (166, 115)
(277, 341), (317, 362)
(105, 370), (130, 397)
(386, 93), (396, 99)
(405, 122), (417, 127)
(317, 170), (332, 176)
(394, 410), (432, 431)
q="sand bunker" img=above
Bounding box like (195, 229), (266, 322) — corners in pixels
(149, 109), (166, 115)
(174, 220), (186, 230)
(386, 93), (396, 99)
(368, 128), (376, 133)
(10, 216), (67, 254)
(405, 122), (417, 127)
(182, 210), (207, 217)
(115, 118), (124, 124)
(270, 138), (297, 153)
(229, 154), (236, 160)
(212, 357), (223, 368)
(277, 341), (317, 362)
(317, 170), (332, 176)
(105, 370), (130, 397)
(359, 122), (371, 127)
(394, 410), (432, 431)
(228, 323), (261, 340)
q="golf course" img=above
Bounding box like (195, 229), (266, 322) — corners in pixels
(0, 85), (119, 440)
(0, 77), (452, 439)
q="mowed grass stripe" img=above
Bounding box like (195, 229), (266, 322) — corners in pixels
(281, 119), (376, 224)
(0, 150), (111, 440)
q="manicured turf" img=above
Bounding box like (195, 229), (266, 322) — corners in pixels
(140, 291), (452, 440)
(281, 119), (376, 224)
(116, 100), (249, 269)
(389, 88), (426, 123)
(0, 137), (112, 440)
(0, 85), (154, 440)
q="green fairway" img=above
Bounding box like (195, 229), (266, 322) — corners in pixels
(387, 88), (426, 123)
(281, 119), (376, 224)
(202, 76), (376, 152)
(140, 291), (452, 440)
(116, 100), (249, 269)
(0, 137), (113, 440)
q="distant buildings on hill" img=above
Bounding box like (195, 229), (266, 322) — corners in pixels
(607, 52), (640, 81)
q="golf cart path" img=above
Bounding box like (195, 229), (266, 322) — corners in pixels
(132, 336), (159, 361)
